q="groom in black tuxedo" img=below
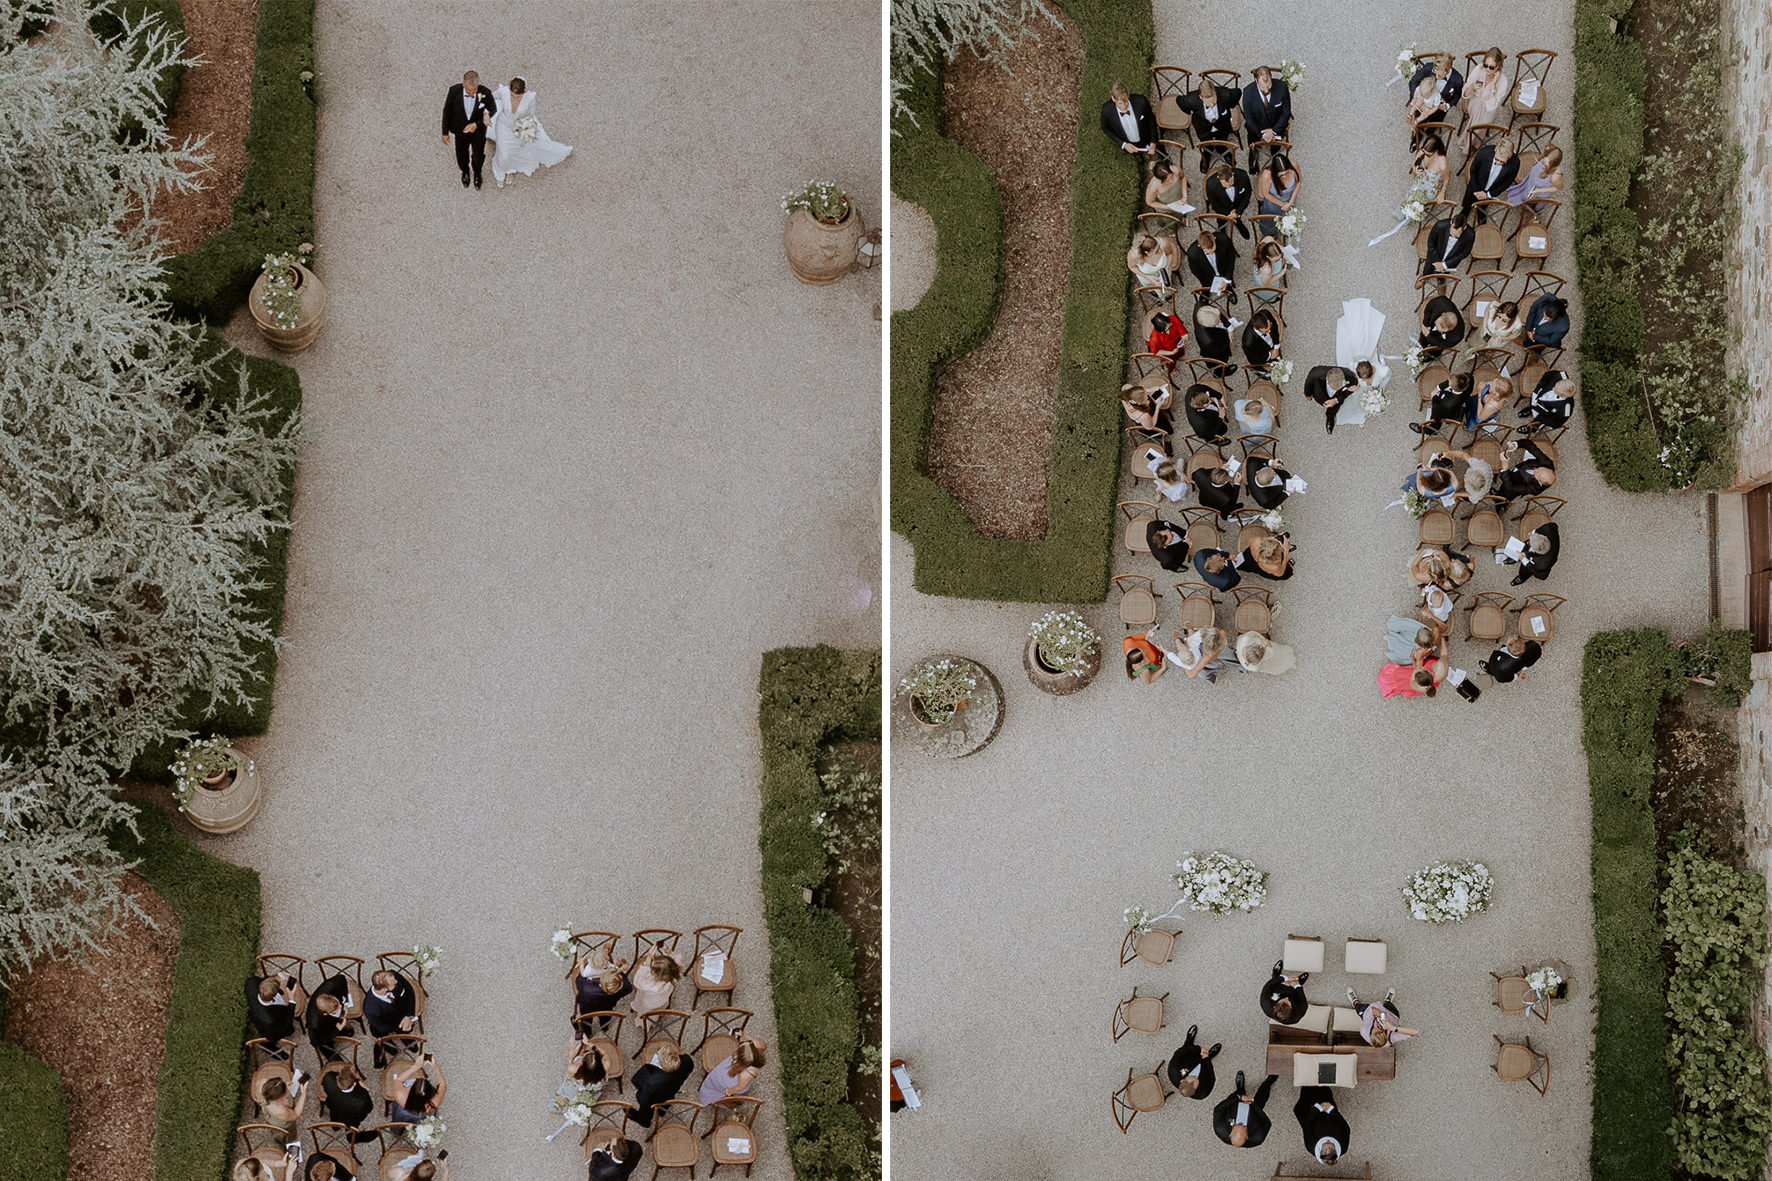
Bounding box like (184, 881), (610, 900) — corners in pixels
(442, 70), (496, 189)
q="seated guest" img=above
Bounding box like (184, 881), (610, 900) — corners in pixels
(632, 1043), (695, 1127)
(589, 1138), (642, 1181)
(234, 1153), (299, 1181)
(1146, 311), (1185, 363)
(1347, 986), (1419, 1046)
(1236, 534), (1293, 581)
(1124, 633), (1167, 683)
(1414, 371), (1474, 430)
(1233, 394), (1274, 436)
(1505, 144), (1565, 210)
(1179, 78), (1239, 157)
(1303, 364), (1351, 434)
(564, 1035), (612, 1094)
(1099, 81), (1157, 155)
(1418, 296), (1466, 355)
(388, 1052), (448, 1125)
(1253, 154), (1300, 241)
(1166, 1023), (1221, 1099)
(1378, 634), (1448, 698)
(1194, 548), (1241, 591)
(1411, 133), (1450, 202)
(1245, 455), (1292, 509)
(1482, 632), (1544, 683)
(1420, 210), (1472, 274)
(1403, 463), (1457, 505)
(1405, 77), (1446, 138)
(1481, 299), (1524, 347)
(1251, 236), (1290, 293)
(306, 990), (351, 1061)
(1410, 546), (1473, 591)
(1187, 228), (1238, 296)
(1461, 458), (1495, 504)
(1494, 438), (1557, 499)
(1197, 466), (1242, 517)
(365, 968), (418, 1065)
(1505, 522), (1560, 585)
(1460, 48), (1509, 148)
(1464, 377), (1512, 430)
(1526, 370), (1574, 430)
(1259, 960), (1310, 1024)
(1147, 519), (1192, 573)
(1421, 584), (1455, 632)
(1294, 1087), (1352, 1165)
(1193, 303), (1234, 368)
(629, 950), (682, 1016)
(1241, 309), (1282, 369)
(1241, 65), (1292, 156)
(1128, 233), (1180, 291)
(572, 952), (633, 1028)
(1522, 294), (1570, 351)
(320, 1062), (375, 1139)
(1166, 626), (1233, 683)
(1185, 385), (1231, 442)
(1121, 380), (1171, 429)
(389, 1159), (445, 1181)
(1144, 157), (1191, 213)
(1236, 631), (1296, 675)
(307, 1154), (355, 1181)
(1206, 162), (1254, 240)
(1386, 616), (1439, 665)
(1213, 1071), (1278, 1148)
(1406, 52), (1464, 117)
(245, 971), (298, 1044)
(1144, 450), (1189, 503)
(258, 1068), (310, 1133)
(1463, 136), (1519, 218)
(699, 1035), (766, 1104)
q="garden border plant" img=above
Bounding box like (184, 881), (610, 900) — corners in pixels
(0, 1040), (69, 1181)
(756, 645), (881, 1180)
(889, 0), (1151, 601)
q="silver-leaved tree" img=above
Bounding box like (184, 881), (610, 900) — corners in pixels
(0, 2), (300, 969)
(889, 0), (1055, 125)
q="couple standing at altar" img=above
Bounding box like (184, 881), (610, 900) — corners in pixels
(441, 70), (572, 190)
(1315, 297), (1392, 431)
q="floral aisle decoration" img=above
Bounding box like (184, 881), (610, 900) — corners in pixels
(1260, 506), (1287, 533)
(1393, 44), (1418, 83)
(1401, 860), (1493, 923)
(1277, 210), (1306, 241)
(1402, 487), (1432, 520)
(412, 944), (443, 978)
(780, 179), (850, 224)
(896, 657), (977, 725)
(550, 929), (575, 962)
(1027, 610), (1100, 676)
(257, 244), (314, 330)
(1278, 59), (1305, 90)
(1122, 904), (1157, 935)
(546, 1083), (604, 1141)
(1404, 344), (1432, 378)
(1267, 358), (1293, 387)
(1172, 851), (1269, 914)
(513, 113), (540, 145)
(412, 1116), (445, 1149)
(1525, 964), (1563, 999)
(169, 736), (253, 812)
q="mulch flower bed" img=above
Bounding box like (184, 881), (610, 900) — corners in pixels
(151, 0), (257, 255)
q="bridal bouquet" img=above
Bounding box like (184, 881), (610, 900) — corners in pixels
(1266, 358), (1293, 386)
(1401, 860), (1493, 923)
(1525, 965), (1563, 998)
(1277, 210), (1306, 241)
(1278, 59), (1305, 90)
(1123, 904), (1156, 935)
(1360, 385), (1390, 418)
(551, 929), (575, 962)
(1027, 610), (1100, 676)
(412, 944), (443, 979)
(1404, 344), (1431, 378)
(412, 1117), (445, 1149)
(1172, 851), (1268, 915)
(513, 113), (540, 145)
(1394, 44), (1418, 81)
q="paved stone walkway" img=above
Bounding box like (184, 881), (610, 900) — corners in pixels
(891, 5), (1708, 1178)
(212, 2), (879, 1174)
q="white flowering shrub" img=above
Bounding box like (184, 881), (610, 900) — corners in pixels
(896, 658), (978, 725)
(780, 179), (850, 222)
(1401, 860), (1493, 923)
(1028, 610), (1099, 675)
(1171, 851), (1268, 914)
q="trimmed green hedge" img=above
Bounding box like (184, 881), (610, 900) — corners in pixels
(161, 0), (315, 322)
(1582, 628), (1678, 1181)
(890, 1), (1151, 601)
(756, 646), (880, 1180)
(114, 803), (261, 1181)
(0, 1042), (69, 1181)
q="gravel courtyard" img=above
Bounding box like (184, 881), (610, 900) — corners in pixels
(210, 1), (879, 1174)
(889, 4), (1708, 1178)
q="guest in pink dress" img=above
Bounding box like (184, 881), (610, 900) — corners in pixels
(1460, 49), (1508, 151)
(698, 1035), (766, 1104)
(1378, 635), (1448, 698)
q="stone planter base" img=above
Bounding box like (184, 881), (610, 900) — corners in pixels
(1023, 637), (1101, 696)
(893, 655), (1003, 759)
(249, 262), (326, 352)
(182, 750), (262, 834)
(784, 206), (863, 284)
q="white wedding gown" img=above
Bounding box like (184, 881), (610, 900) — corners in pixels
(1333, 297), (1391, 427)
(490, 86), (573, 182)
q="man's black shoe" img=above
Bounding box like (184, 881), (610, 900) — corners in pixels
(461, 171), (470, 187)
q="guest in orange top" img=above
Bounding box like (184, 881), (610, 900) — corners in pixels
(1123, 634), (1166, 683)
(1377, 634), (1447, 698)
(1147, 311), (1186, 362)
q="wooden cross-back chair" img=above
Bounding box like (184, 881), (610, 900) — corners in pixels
(650, 1099), (704, 1178)
(1151, 66), (1193, 139)
(1415, 270), (1462, 317)
(1114, 574), (1160, 631)
(1156, 137), (1189, 171)
(580, 1099), (637, 1158)
(1130, 351), (1173, 380)
(1469, 200), (1510, 261)
(1514, 494), (1566, 537)
(1413, 118), (1455, 156)
(1232, 585), (1275, 635)
(1419, 504), (1457, 548)
(1510, 50), (1558, 122)
(691, 924), (741, 1006)
(1414, 200), (1457, 260)
(1416, 350), (1456, 401)
(1513, 121), (1560, 171)
(1172, 580), (1217, 634)
(565, 931), (622, 979)
(1249, 136), (1291, 173)
(1196, 138), (1239, 172)
(307, 1121), (357, 1161)
(374, 952), (427, 1034)
(572, 1010), (628, 1093)
(633, 927), (684, 967)
(1469, 347), (1514, 393)
(635, 1008), (694, 1064)
(256, 953), (308, 992)
(1493, 1033), (1551, 1094)
(1227, 508), (1272, 555)
(1463, 494), (1510, 552)
(1518, 269), (1567, 307)
(1138, 210), (1186, 244)
(1465, 269), (1514, 328)
(1492, 967), (1532, 1014)
(1141, 303), (1186, 352)
(1177, 506), (1221, 553)
(1199, 67), (1242, 96)
(1111, 1063), (1169, 1132)
(1465, 422), (1513, 472)
(1134, 283), (1175, 317)
(1119, 500), (1161, 555)
(1245, 286), (1286, 325)
(1513, 198), (1559, 264)
(373, 1123), (418, 1180)
(1467, 590), (1515, 642)
(1238, 432), (1278, 465)
(1185, 357), (1231, 391)
(249, 1052), (295, 1118)
(318, 1035), (362, 1079)
(313, 954), (367, 1020)
(696, 1007), (755, 1073)
(1415, 420), (1462, 463)
(706, 1096), (764, 1177)
(1111, 987), (1170, 1043)
(1524, 342), (1565, 369)
(1120, 921), (1179, 967)
(1125, 426), (1170, 481)
(1518, 593), (1567, 644)
(1179, 433), (1224, 482)
(237, 1123), (295, 1157)
(1462, 121), (1508, 165)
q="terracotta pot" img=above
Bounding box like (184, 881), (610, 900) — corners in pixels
(783, 205), (863, 285)
(1023, 636), (1102, 696)
(908, 695), (963, 727)
(182, 748), (262, 834)
(249, 262), (326, 352)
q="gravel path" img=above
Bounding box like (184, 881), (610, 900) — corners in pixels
(209, 2), (879, 1174)
(889, 6), (1707, 1178)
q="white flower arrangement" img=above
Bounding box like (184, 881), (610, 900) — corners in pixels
(1398, 198), (1427, 224)
(1123, 904), (1155, 934)
(1266, 358), (1293, 386)
(551, 929), (575, 962)
(1027, 610), (1100, 676)
(1277, 210), (1306, 241)
(1360, 385), (1390, 417)
(780, 179), (850, 223)
(1405, 345), (1431, 378)
(1525, 965), (1562, 997)
(412, 945), (442, 978)
(1395, 44), (1419, 80)
(258, 245), (314, 330)
(551, 1084), (602, 1120)
(168, 735), (253, 811)
(513, 113), (540, 145)
(896, 658), (978, 725)
(1260, 507), (1286, 533)
(1278, 59), (1305, 90)
(1401, 860), (1493, 923)
(411, 1116), (445, 1149)
(1171, 851), (1268, 914)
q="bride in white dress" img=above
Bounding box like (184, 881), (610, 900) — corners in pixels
(490, 76), (572, 188)
(1332, 297), (1391, 426)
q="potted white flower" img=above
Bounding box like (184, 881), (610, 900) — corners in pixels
(170, 735), (261, 834)
(248, 243), (326, 352)
(1023, 610), (1102, 695)
(1171, 851), (1269, 914)
(896, 657), (978, 727)
(781, 179), (864, 285)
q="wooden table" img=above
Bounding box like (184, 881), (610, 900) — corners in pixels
(1266, 1041), (1396, 1081)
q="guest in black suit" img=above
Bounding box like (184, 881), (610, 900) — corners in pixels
(1241, 309), (1281, 369)
(1294, 1086), (1351, 1164)
(1178, 79), (1240, 160)
(1195, 548), (1241, 591)
(1259, 960), (1310, 1024)
(246, 972), (298, 1044)
(1420, 372), (1474, 427)
(1197, 467), (1242, 517)
(1506, 522), (1560, 584)
(1147, 520), (1192, 572)
(1185, 386), (1230, 442)
(1166, 1023), (1221, 1099)
(1463, 138), (1519, 218)
(1527, 370), (1575, 429)
(1406, 53), (1464, 113)
(1494, 439), (1557, 499)
(320, 1063), (377, 1142)
(1213, 1071), (1277, 1148)
(1191, 303), (1234, 369)
(1246, 457), (1292, 510)
(1417, 296), (1466, 355)
(1421, 210), (1473, 274)
(306, 984), (351, 1062)
(364, 969), (417, 1065)
(1522, 295), (1570, 351)
(441, 70), (497, 189)
(589, 1138), (643, 1181)
(1100, 81), (1158, 155)
(1303, 364), (1351, 434)
(1205, 163), (1253, 239)
(1482, 633), (1543, 683)
(1187, 229), (1238, 297)
(1241, 67), (1292, 162)
(631, 1044), (696, 1127)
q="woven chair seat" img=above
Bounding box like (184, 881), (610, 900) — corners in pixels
(1416, 365), (1451, 398)
(1155, 95), (1186, 130)
(1495, 1043), (1537, 1079)
(1520, 606), (1555, 641)
(1126, 1073), (1166, 1112)
(1473, 224), (1505, 259)
(1469, 438), (1504, 469)
(1127, 996), (1165, 1034)
(1517, 510), (1550, 538)
(1126, 518), (1152, 553)
(710, 1119), (757, 1164)
(1185, 522), (1219, 551)
(1466, 510), (1505, 547)
(1178, 596), (1215, 632)
(653, 1124), (698, 1168)
(1234, 601), (1271, 634)
(1517, 225), (1550, 257)
(1471, 605), (1507, 640)
(1134, 929), (1174, 966)
(1420, 509), (1456, 546)
(1120, 591), (1158, 628)
(1237, 523), (1272, 551)
(701, 1034), (737, 1074)
(1495, 976), (1531, 1013)
(692, 955), (735, 992)
(1186, 449), (1222, 478)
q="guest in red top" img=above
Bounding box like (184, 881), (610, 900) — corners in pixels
(1147, 311), (1186, 363)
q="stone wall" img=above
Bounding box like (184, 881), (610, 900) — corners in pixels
(1727, 0), (1772, 485)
